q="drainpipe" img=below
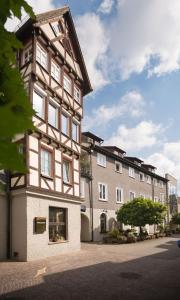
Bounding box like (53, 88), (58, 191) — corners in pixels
(89, 146), (94, 242)
(166, 181), (170, 224)
(5, 170), (11, 259)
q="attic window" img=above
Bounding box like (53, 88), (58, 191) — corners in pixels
(52, 22), (61, 36)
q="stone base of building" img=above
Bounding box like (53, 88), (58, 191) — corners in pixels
(0, 189), (82, 261)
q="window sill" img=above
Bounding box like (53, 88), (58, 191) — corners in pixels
(97, 164), (106, 168)
(129, 175), (135, 179)
(61, 132), (70, 139)
(41, 174), (53, 180)
(48, 240), (68, 245)
(63, 181), (72, 187)
(115, 170), (122, 174)
(74, 98), (82, 106)
(51, 76), (61, 85)
(116, 202), (123, 204)
(36, 60), (48, 73)
(99, 199), (108, 202)
(48, 123), (59, 131)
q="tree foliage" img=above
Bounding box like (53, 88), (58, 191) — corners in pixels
(171, 213), (180, 225)
(116, 197), (167, 231)
(0, 0), (35, 172)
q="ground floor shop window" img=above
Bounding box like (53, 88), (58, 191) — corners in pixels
(100, 213), (107, 233)
(49, 207), (67, 242)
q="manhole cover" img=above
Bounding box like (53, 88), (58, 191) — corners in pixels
(119, 272), (142, 279)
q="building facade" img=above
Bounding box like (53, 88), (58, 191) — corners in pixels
(165, 173), (178, 221)
(0, 7), (92, 261)
(80, 132), (170, 242)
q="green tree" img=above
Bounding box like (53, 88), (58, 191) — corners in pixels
(171, 213), (180, 225)
(0, 0), (35, 172)
(116, 197), (167, 235)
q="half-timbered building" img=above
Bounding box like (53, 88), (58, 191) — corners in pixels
(0, 7), (92, 261)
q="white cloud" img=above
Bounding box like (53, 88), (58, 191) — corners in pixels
(105, 121), (164, 151)
(145, 141), (180, 193)
(98, 0), (115, 14)
(5, 0), (55, 31)
(83, 90), (145, 130)
(75, 13), (109, 91)
(109, 0), (180, 79)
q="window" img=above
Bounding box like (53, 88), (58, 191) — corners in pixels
(154, 196), (159, 202)
(100, 213), (107, 233)
(72, 121), (79, 142)
(154, 178), (158, 186)
(115, 161), (122, 173)
(129, 191), (135, 201)
(61, 113), (69, 136)
(23, 47), (32, 64)
(74, 85), (81, 103)
(52, 22), (61, 36)
(33, 90), (45, 119)
(97, 153), (106, 167)
(139, 172), (144, 181)
(80, 179), (85, 198)
(63, 74), (72, 94)
(51, 61), (60, 82)
(48, 103), (58, 128)
(49, 207), (66, 242)
(116, 188), (123, 203)
(98, 183), (107, 201)
(159, 180), (164, 188)
(41, 149), (52, 177)
(36, 45), (47, 69)
(129, 167), (135, 178)
(147, 175), (151, 184)
(160, 193), (165, 203)
(63, 160), (71, 184)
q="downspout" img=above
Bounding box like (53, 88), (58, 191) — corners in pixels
(89, 146), (94, 242)
(166, 181), (170, 224)
(5, 170), (11, 259)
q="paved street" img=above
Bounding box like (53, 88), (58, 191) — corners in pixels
(0, 235), (180, 300)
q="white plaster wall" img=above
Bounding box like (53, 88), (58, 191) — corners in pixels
(0, 194), (7, 260)
(26, 194), (81, 261)
(11, 193), (27, 261)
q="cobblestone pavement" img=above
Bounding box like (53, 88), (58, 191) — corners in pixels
(0, 235), (180, 300)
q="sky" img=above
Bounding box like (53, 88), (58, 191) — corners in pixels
(6, 0), (180, 192)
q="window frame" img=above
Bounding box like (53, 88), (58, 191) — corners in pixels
(36, 44), (47, 69)
(129, 191), (135, 201)
(72, 120), (79, 143)
(49, 207), (67, 243)
(100, 213), (107, 234)
(129, 167), (135, 178)
(40, 147), (53, 178)
(139, 172), (144, 182)
(115, 161), (122, 173)
(33, 89), (45, 120)
(61, 112), (70, 137)
(62, 159), (72, 185)
(48, 101), (59, 128)
(97, 153), (106, 168)
(51, 60), (60, 82)
(147, 175), (151, 184)
(98, 182), (108, 201)
(116, 187), (123, 203)
(74, 85), (81, 104)
(63, 73), (72, 95)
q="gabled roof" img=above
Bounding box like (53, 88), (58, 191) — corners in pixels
(82, 132), (104, 143)
(16, 7), (92, 96)
(102, 146), (126, 155)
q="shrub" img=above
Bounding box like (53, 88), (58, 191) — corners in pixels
(108, 228), (119, 238)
